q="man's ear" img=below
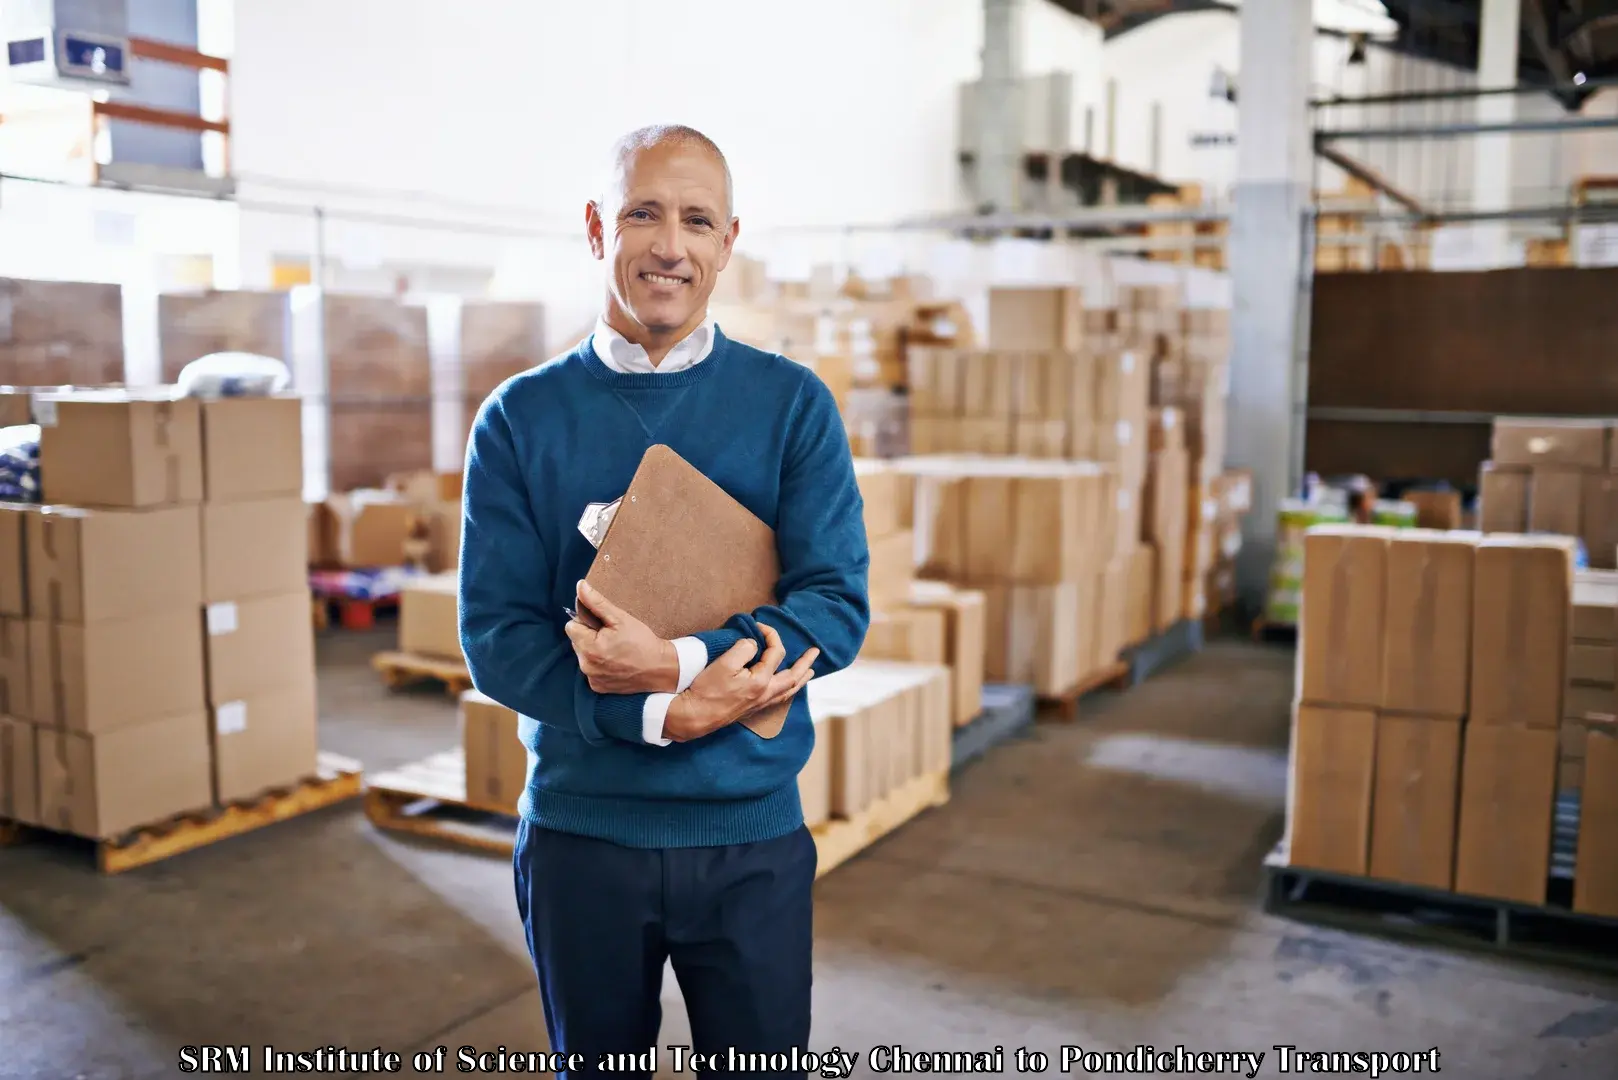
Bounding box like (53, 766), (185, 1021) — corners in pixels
(715, 216), (740, 272)
(585, 201), (606, 261)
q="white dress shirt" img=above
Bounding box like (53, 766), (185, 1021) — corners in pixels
(590, 315), (717, 746)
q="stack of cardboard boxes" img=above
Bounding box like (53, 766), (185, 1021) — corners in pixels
(1144, 409), (1189, 632)
(800, 659), (953, 829)
(853, 459), (986, 728)
(894, 455), (1123, 696)
(1563, 573), (1618, 794)
(1478, 417), (1618, 569)
(0, 389), (315, 839)
(1289, 524), (1596, 908)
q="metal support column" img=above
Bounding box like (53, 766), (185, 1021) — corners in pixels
(976, 0), (1024, 214)
(1229, 0), (1313, 608)
(1471, 0), (1522, 262)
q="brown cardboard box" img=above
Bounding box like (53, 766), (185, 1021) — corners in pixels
(0, 616), (28, 718)
(318, 493), (417, 568)
(203, 590), (316, 705)
(799, 718), (832, 828)
(210, 678), (319, 804)
(35, 390), (204, 508)
(1569, 642), (1617, 686)
(1565, 682), (1617, 719)
(1572, 571), (1618, 641)
(200, 395), (303, 501)
(861, 605), (948, 665)
(399, 573), (461, 660)
(1574, 727), (1618, 917)
(1299, 526), (1390, 709)
(1492, 417), (1608, 468)
(1096, 555), (1131, 669)
(28, 610), (207, 732)
(1529, 467), (1584, 536)
(1143, 445), (1189, 546)
(867, 529), (914, 609)
(460, 689), (528, 814)
(1471, 536), (1575, 729)
(1582, 473), (1618, 571)
(1478, 463), (1529, 533)
(201, 497), (308, 604)
(1125, 544), (1154, 645)
(28, 505), (203, 623)
(979, 583), (1081, 696)
(1406, 489), (1463, 530)
(987, 287), (1082, 350)
(35, 712), (212, 838)
(1453, 722), (1558, 904)
(0, 503), (26, 616)
(906, 581), (986, 726)
(1368, 713), (1462, 890)
(1380, 531), (1474, 718)
(811, 701), (869, 817)
(1287, 704), (1376, 875)
(0, 715), (38, 824)
(853, 459), (905, 541)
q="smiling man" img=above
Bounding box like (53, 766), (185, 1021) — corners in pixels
(458, 125), (871, 1078)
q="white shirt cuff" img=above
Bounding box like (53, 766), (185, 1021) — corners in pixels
(642, 693), (675, 746)
(672, 635), (706, 693)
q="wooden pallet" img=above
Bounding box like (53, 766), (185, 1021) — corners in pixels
(1, 752), (364, 874)
(372, 650), (471, 696)
(1039, 659), (1130, 722)
(365, 748), (949, 878)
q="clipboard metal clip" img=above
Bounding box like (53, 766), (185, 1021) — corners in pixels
(577, 497), (623, 550)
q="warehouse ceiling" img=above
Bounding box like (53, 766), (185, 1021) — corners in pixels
(1061, 0), (1618, 106)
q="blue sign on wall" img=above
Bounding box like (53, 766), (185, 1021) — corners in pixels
(61, 33), (127, 79)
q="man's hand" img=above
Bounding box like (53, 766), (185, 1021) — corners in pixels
(662, 623), (819, 743)
(563, 580), (680, 695)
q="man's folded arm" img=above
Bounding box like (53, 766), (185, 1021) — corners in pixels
(458, 395), (660, 746)
(692, 374), (871, 677)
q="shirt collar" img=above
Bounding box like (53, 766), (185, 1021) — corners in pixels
(591, 315), (716, 375)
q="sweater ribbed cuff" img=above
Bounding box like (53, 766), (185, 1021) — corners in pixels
(694, 628), (747, 665)
(592, 692), (652, 744)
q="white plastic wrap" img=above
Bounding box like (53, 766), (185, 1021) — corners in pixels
(176, 352), (293, 399)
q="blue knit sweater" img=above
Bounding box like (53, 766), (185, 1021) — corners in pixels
(458, 329), (871, 848)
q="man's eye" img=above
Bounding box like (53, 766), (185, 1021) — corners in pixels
(689, 218), (711, 228)
(629, 209), (652, 220)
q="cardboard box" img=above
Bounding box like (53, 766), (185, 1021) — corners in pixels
(35, 390), (204, 508)
(861, 605), (948, 666)
(1478, 463), (1529, 533)
(1583, 472), (1618, 571)
(1286, 704), (1376, 875)
(460, 690), (528, 814)
(800, 717), (832, 828)
(203, 590), (317, 706)
(201, 395), (303, 501)
(0, 715), (38, 825)
(28, 610), (207, 732)
(1569, 642), (1617, 686)
(1405, 489), (1463, 530)
(201, 497), (308, 603)
(1574, 728), (1618, 917)
(0, 616), (28, 718)
(317, 494), (417, 568)
(27, 505), (203, 623)
(987, 287), (1082, 350)
(853, 459), (907, 542)
(1380, 531), (1474, 718)
(1368, 713), (1462, 890)
(906, 581), (986, 726)
(35, 712), (212, 838)
(1096, 555), (1131, 670)
(0, 503), (26, 617)
(981, 583), (1081, 696)
(1453, 722), (1558, 905)
(1299, 526), (1390, 709)
(1125, 544), (1154, 645)
(210, 679), (319, 805)
(1471, 536), (1575, 729)
(1565, 682), (1617, 719)
(867, 529), (915, 609)
(1492, 417), (1608, 469)
(1573, 571), (1618, 641)
(1529, 467), (1584, 536)
(399, 573), (461, 660)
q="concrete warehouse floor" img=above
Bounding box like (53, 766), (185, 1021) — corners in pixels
(2, 632), (1617, 1079)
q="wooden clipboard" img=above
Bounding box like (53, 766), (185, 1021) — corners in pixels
(575, 444), (790, 738)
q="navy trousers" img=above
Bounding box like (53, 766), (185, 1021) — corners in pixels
(513, 819), (817, 1079)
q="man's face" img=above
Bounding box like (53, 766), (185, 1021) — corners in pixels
(587, 142), (738, 337)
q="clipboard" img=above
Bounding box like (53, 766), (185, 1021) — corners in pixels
(574, 444), (791, 739)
